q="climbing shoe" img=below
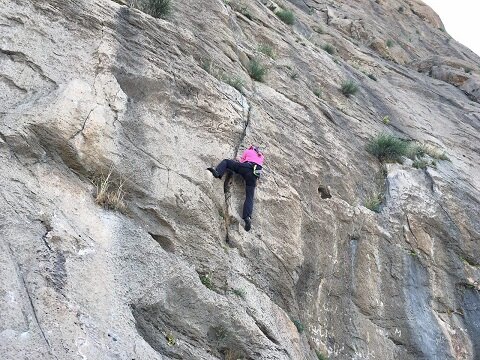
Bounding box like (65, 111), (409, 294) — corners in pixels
(244, 217), (252, 232)
(207, 167), (221, 179)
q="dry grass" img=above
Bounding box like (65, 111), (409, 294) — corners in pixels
(407, 142), (449, 161)
(224, 348), (244, 360)
(421, 144), (449, 160)
(94, 169), (126, 212)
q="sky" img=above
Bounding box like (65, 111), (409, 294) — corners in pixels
(422, 0), (480, 56)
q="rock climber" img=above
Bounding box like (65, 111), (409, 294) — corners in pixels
(207, 145), (264, 231)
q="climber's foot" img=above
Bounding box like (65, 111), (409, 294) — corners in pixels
(244, 217), (252, 232)
(207, 167), (221, 179)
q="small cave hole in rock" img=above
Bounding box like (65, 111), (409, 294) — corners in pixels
(318, 185), (332, 199)
(149, 233), (175, 253)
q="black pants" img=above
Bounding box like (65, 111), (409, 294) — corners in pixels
(215, 159), (257, 219)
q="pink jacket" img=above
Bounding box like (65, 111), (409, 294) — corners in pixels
(240, 147), (264, 166)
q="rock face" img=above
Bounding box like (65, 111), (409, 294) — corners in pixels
(1, 0), (479, 359)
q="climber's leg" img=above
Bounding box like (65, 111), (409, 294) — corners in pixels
(208, 159), (239, 178)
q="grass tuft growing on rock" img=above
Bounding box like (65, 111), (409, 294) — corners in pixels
(407, 142), (449, 161)
(292, 319), (304, 333)
(94, 169), (126, 212)
(199, 273), (213, 289)
(199, 58), (245, 93)
(366, 133), (409, 162)
(276, 8), (295, 25)
(224, 348), (244, 360)
(223, 75), (245, 93)
(232, 288), (246, 299)
(341, 80), (359, 97)
(165, 332), (176, 346)
(365, 192), (382, 212)
(258, 43), (276, 59)
(322, 44), (335, 54)
(316, 350), (328, 360)
(248, 58), (267, 82)
(200, 57), (213, 73)
(386, 39), (394, 48)
(142, 0), (171, 18)
(412, 159), (429, 169)
(313, 88), (322, 98)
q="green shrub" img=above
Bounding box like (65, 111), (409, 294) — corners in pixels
(366, 133), (409, 162)
(258, 43), (275, 58)
(232, 288), (246, 299)
(200, 57), (213, 73)
(413, 159), (429, 169)
(341, 80), (359, 96)
(386, 39), (394, 48)
(465, 68), (472, 74)
(224, 75), (245, 93)
(406, 143), (426, 159)
(166, 332), (176, 346)
(398, 6), (405, 13)
(382, 115), (390, 125)
(143, 0), (171, 18)
(316, 350), (328, 360)
(276, 8), (295, 25)
(292, 319), (304, 333)
(199, 273), (213, 289)
(322, 44), (335, 55)
(248, 58), (267, 82)
(313, 88), (322, 98)
(365, 192), (382, 213)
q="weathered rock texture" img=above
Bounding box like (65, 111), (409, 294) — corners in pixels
(1, 0), (479, 359)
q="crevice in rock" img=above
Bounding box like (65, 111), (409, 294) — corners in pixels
(0, 48), (58, 88)
(223, 172), (234, 243)
(387, 335), (407, 347)
(256, 321), (280, 345)
(317, 185), (332, 199)
(69, 107), (96, 139)
(7, 243), (57, 359)
(0, 74), (28, 92)
(149, 232), (175, 253)
(246, 309), (280, 345)
(233, 98), (252, 158)
(222, 98), (252, 242)
(405, 214), (420, 246)
(131, 304), (184, 359)
(318, 104), (339, 126)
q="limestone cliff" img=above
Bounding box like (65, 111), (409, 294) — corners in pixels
(1, 0), (479, 359)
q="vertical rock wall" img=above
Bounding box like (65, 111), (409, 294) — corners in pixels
(1, 0), (479, 359)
